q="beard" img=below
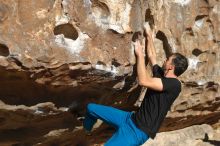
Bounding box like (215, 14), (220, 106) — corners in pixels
(162, 64), (166, 70)
(161, 64), (166, 75)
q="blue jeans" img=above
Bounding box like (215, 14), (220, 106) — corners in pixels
(83, 103), (149, 146)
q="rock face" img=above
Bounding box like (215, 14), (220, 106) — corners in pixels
(0, 0), (219, 145)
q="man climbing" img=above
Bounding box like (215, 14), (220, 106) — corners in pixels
(83, 23), (188, 146)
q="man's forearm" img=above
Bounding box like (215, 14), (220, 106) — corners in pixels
(144, 23), (157, 66)
(147, 40), (157, 65)
(148, 36), (156, 57)
(137, 54), (151, 85)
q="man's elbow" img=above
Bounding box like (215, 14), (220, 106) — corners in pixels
(139, 78), (164, 91)
(138, 81), (144, 86)
(138, 80), (149, 87)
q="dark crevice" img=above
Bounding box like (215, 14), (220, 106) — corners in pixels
(69, 62), (91, 66)
(192, 48), (203, 57)
(191, 92), (201, 96)
(191, 98), (220, 111)
(161, 112), (220, 132)
(0, 111), (76, 145)
(145, 8), (154, 29)
(206, 19), (212, 23)
(7, 57), (29, 70)
(203, 133), (220, 145)
(97, 61), (106, 66)
(185, 27), (194, 36)
(203, 0), (209, 4)
(132, 31), (142, 42)
(206, 82), (219, 92)
(211, 52), (216, 56)
(54, 23), (78, 40)
(0, 43), (9, 56)
(184, 81), (200, 87)
(107, 29), (124, 37)
(195, 15), (208, 21)
(156, 31), (172, 58)
(61, 0), (64, 9)
(112, 59), (121, 67)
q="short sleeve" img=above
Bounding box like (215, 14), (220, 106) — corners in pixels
(152, 64), (164, 78)
(161, 78), (181, 92)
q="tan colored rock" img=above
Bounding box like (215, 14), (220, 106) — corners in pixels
(142, 124), (215, 146)
(44, 129), (68, 137)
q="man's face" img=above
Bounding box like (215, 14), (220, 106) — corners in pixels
(162, 55), (175, 71)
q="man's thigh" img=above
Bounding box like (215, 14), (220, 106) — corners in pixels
(87, 103), (129, 127)
(104, 126), (143, 146)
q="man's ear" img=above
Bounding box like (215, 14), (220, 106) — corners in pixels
(169, 65), (174, 70)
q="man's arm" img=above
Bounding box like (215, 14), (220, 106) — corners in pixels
(134, 40), (163, 91)
(144, 23), (157, 66)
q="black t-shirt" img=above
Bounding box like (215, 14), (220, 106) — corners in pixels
(132, 64), (181, 139)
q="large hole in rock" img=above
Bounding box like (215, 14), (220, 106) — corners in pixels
(0, 43), (9, 56)
(54, 23), (78, 40)
(91, 0), (110, 17)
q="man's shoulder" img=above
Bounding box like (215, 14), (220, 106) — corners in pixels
(163, 77), (180, 83)
(161, 77), (181, 92)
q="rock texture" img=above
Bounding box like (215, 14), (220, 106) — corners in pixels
(0, 0), (219, 145)
(142, 124), (220, 146)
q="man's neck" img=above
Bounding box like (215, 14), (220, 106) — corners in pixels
(164, 71), (177, 78)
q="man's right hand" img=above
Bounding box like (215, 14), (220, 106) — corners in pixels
(134, 40), (145, 58)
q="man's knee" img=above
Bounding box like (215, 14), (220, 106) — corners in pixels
(87, 103), (97, 113)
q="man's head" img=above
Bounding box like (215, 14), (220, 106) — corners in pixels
(162, 53), (188, 77)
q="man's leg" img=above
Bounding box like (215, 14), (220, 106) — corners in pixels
(104, 113), (149, 146)
(104, 129), (126, 146)
(104, 124), (145, 146)
(83, 103), (129, 132)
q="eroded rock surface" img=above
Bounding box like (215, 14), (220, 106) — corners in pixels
(143, 124), (220, 146)
(0, 0), (219, 145)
